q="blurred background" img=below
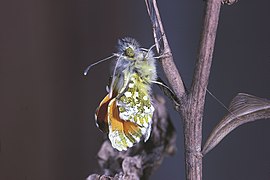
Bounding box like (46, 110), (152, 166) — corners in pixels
(1, 0), (270, 179)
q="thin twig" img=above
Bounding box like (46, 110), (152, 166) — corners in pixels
(145, 0), (186, 104)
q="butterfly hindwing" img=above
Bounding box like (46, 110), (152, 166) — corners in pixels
(95, 94), (111, 133)
(117, 73), (154, 129)
(107, 98), (142, 151)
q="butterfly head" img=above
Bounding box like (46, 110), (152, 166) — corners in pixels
(117, 37), (145, 61)
(124, 47), (135, 58)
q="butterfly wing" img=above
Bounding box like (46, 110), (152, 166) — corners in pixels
(116, 73), (154, 141)
(107, 98), (143, 151)
(96, 73), (154, 151)
(95, 94), (111, 133)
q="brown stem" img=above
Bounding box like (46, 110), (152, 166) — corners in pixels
(184, 0), (221, 179)
(145, 0), (222, 179)
(145, 0), (186, 102)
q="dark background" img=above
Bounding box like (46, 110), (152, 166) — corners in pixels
(1, 0), (270, 179)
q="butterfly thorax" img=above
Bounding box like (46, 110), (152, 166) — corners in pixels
(111, 38), (157, 96)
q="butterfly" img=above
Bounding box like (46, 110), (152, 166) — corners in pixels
(85, 37), (157, 151)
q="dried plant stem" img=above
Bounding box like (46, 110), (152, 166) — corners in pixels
(145, 0), (186, 103)
(146, 0), (221, 179)
(182, 0), (221, 179)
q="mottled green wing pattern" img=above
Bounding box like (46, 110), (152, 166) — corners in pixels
(116, 73), (154, 141)
(107, 98), (144, 151)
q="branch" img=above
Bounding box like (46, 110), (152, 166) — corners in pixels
(189, 0), (221, 115)
(145, 0), (186, 104)
(202, 93), (270, 155)
(184, 0), (221, 179)
(87, 96), (177, 180)
(146, 0), (222, 179)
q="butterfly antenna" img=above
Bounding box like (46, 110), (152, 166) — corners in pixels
(83, 54), (117, 76)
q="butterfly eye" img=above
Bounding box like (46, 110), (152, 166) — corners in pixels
(124, 47), (135, 58)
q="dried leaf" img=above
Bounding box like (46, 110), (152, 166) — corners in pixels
(202, 93), (270, 155)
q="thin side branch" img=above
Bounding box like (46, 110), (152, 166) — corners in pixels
(145, 0), (186, 103)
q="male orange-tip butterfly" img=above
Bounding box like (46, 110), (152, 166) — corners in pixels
(84, 37), (157, 151)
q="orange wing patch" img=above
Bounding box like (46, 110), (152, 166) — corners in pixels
(107, 98), (143, 151)
(95, 94), (111, 133)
